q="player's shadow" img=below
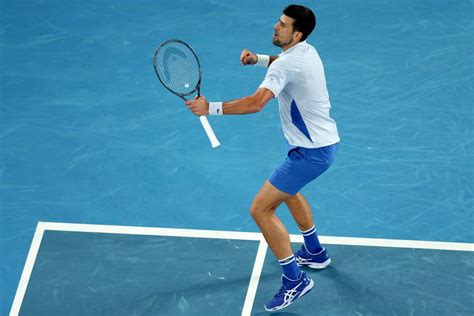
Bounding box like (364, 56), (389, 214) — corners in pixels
(252, 312), (299, 316)
(127, 273), (276, 314)
(304, 265), (390, 314)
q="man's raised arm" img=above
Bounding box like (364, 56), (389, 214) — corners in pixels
(240, 49), (278, 67)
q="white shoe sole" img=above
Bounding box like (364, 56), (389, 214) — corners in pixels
(297, 257), (331, 269)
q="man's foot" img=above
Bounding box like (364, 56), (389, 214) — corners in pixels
(295, 245), (331, 269)
(264, 272), (314, 312)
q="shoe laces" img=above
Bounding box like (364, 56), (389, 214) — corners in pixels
(273, 286), (286, 299)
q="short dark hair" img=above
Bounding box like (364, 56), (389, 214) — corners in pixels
(283, 4), (316, 41)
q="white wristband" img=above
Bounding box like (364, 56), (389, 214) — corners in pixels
(209, 102), (223, 115)
(256, 54), (270, 67)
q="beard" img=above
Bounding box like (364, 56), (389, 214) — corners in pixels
(272, 35), (292, 48)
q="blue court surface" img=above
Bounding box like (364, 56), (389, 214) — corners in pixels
(1, 0), (473, 315)
(9, 223), (474, 315)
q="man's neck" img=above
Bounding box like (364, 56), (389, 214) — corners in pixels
(281, 40), (303, 52)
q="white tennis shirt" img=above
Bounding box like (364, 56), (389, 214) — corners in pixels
(259, 41), (340, 149)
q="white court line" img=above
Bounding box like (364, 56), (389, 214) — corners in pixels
(10, 221), (474, 316)
(242, 240), (268, 316)
(10, 222), (46, 316)
(290, 235), (474, 252)
(39, 221), (263, 241)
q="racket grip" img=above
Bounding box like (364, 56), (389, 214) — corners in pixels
(199, 116), (220, 148)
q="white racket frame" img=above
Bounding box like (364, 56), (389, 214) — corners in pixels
(153, 39), (221, 149)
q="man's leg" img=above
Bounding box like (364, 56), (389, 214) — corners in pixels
(286, 192), (330, 268)
(285, 193), (314, 232)
(250, 180), (314, 312)
(250, 180), (292, 259)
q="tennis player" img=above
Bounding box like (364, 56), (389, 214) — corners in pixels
(185, 4), (339, 312)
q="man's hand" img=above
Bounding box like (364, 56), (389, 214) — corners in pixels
(240, 49), (257, 65)
(185, 96), (209, 116)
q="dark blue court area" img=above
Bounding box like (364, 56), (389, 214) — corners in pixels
(21, 230), (259, 315)
(1, 0), (473, 315)
(16, 229), (474, 315)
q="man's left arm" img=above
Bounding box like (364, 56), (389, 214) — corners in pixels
(185, 88), (274, 116)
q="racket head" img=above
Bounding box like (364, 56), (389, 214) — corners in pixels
(153, 39), (202, 99)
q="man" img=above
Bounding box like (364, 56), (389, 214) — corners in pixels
(186, 4), (340, 312)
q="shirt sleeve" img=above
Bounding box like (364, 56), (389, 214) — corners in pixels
(259, 58), (299, 97)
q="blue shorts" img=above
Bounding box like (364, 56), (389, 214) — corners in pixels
(268, 143), (339, 195)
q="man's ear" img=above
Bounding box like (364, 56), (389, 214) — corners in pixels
(294, 31), (303, 41)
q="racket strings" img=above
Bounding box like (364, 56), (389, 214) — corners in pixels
(154, 42), (200, 96)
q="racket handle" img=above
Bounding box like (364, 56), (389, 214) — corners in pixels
(199, 116), (221, 148)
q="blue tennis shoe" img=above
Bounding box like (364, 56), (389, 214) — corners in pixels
(295, 245), (331, 269)
(264, 272), (314, 312)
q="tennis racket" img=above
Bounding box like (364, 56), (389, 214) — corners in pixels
(153, 39), (220, 148)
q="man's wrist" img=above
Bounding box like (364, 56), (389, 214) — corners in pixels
(209, 102), (223, 115)
(256, 54), (270, 67)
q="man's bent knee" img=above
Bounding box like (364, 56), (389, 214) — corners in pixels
(250, 181), (289, 221)
(250, 197), (276, 221)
